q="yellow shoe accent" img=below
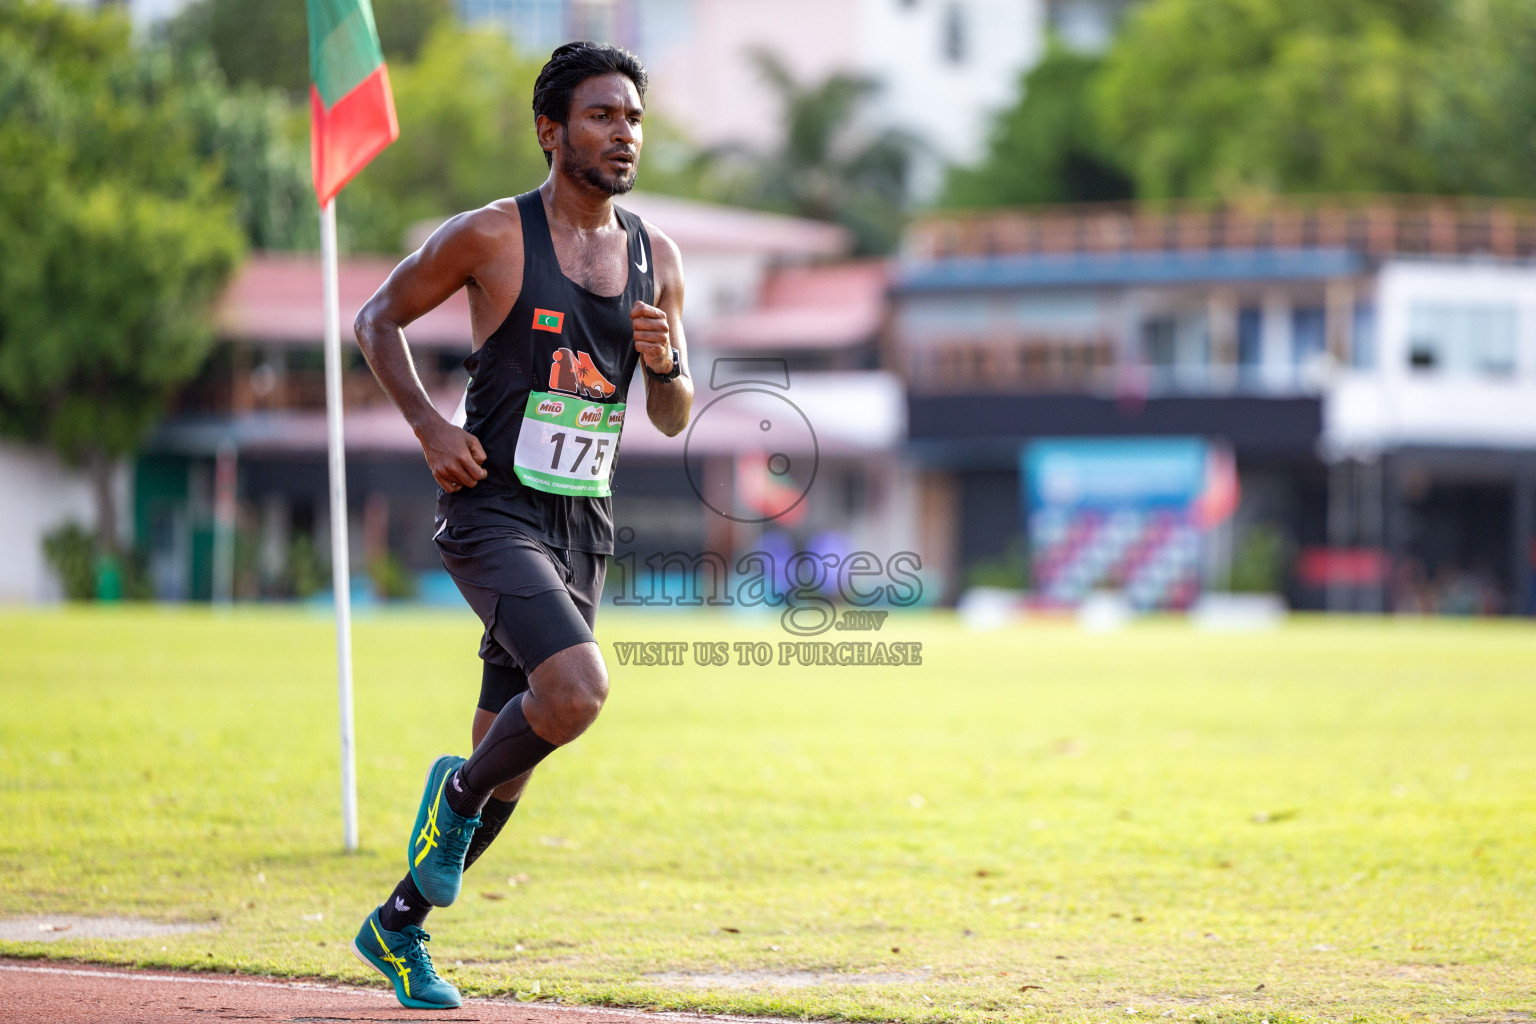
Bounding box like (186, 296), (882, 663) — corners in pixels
(408, 755), (478, 907)
(413, 782), (444, 868)
(369, 918), (411, 999)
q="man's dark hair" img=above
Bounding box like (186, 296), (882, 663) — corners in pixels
(532, 41), (648, 168)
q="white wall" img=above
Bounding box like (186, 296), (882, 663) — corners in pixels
(1326, 261), (1536, 452)
(643, 0), (1045, 196)
(0, 443), (119, 602)
(859, 0), (1044, 170)
(645, 0), (863, 154)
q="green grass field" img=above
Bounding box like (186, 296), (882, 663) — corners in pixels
(1, 607), (1533, 1023)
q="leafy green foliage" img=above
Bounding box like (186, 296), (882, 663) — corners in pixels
(41, 523), (96, 601)
(0, 2), (244, 543)
(1096, 0), (1448, 199)
(368, 551), (419, 600)
(952, 0), (1536, 204)
(1230, 523), (1286, 593)
(1094, 0), (1536, 201)
(165, 0), (452, 252)
(943, 45), (1134, 208)
(178, 66), (317, 251)
(40, 521), (154, 601)
(287, 533), (327, 600)
(338, 24), (549, 253)
(1418, 0), (1536, 198)
(166, 0), (451, 96)
(713, 51), (915, 255)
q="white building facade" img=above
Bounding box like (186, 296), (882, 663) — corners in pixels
(462, 0), (1050, 194)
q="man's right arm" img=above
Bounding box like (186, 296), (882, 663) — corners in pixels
(354, 211), (507, 493)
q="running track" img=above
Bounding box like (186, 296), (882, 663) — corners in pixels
(0, 959), (770, 1024)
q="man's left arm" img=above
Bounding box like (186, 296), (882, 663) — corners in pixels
(631, 228), (693, 437)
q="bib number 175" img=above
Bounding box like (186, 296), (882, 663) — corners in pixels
(547, 431), (611, 476)
(512, 391), (624, 497)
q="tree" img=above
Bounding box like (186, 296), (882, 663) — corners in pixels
(717, 51), (915, 255)
(176, 54), (317, 251)
(167, 0), (451, 96)
(942, 43), (1134, 209)
(0, 2), (244, 553)
(1421, 0), (1536, 199)
(1095, 0), (1451, 199)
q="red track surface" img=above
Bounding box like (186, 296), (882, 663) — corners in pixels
(0, 959), (745, 1024)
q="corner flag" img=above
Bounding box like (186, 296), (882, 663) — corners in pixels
(307, 0), (399, 205)
(306, 0), (397, 852)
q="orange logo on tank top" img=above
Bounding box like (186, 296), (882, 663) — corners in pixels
(548, 348), (617, 399)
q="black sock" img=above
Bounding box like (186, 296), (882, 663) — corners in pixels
(378, 873), (430, 932)
(444, 766), (486, 818)
(447, 693), (556, 817)
(463, 796), (518, 871)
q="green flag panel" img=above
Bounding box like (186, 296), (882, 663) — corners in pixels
(307, 0), (385, 109)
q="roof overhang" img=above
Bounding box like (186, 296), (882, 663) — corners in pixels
(894, 247), (1366, 294)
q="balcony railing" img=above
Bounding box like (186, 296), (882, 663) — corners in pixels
(908, 196), (1536, 262)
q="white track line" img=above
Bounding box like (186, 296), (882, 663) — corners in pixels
(0, 963), (794, 1023)
(0, 963), (394, 997)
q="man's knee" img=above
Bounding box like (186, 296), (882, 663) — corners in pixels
(556, 662), (608, 725)
(527, 642), (608, 744)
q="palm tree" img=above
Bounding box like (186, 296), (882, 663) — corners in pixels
(721, 50), (917, 255)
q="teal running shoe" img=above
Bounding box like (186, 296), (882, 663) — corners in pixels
(350, 908), (462, 1009)
(408, 754), (480, 907)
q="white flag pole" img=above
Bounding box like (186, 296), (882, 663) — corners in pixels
(320, 197), (359, 852)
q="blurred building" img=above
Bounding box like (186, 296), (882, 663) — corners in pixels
(893, 199), (1536, 614)
(461, 0), (1049, 196)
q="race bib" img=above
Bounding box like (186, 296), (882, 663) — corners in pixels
(513, 391), (624, 497)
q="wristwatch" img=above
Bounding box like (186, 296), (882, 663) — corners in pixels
(646, 346), (682, 382)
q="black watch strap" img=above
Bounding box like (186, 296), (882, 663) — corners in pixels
(646, 346), (682, 381)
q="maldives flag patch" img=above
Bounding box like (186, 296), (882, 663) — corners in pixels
(533, 309), (565, 333)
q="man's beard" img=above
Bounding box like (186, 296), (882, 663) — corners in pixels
(574, 160), (637, 196)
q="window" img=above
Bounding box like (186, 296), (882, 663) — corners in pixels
(1237, 308), (1263, 372)
(1407, 302), (1518, 376)
(1292, 307), (1326, 367)
(942, 3), (966, 63)
(1351, 304), (1376, 369)
(1141, 317), (1176, 368)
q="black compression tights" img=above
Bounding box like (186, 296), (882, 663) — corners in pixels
(445, 692), (556, 818)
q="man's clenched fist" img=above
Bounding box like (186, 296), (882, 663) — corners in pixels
(631, 300), (673, 375)
(418, 418), (487, 493)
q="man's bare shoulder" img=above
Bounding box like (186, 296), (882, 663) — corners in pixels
(639, 218), (684, 282)
(426, 200), (523, 261)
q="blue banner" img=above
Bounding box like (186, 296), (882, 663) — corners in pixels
(1024, 438), (1209, 511)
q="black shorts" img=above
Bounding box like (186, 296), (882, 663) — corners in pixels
(434, 521), (607, 714)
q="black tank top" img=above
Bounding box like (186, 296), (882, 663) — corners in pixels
(437, 190), (653, 554)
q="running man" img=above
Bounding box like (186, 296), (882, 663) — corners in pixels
(348, 42), (691, 1009)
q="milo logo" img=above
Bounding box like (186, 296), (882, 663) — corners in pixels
(577, 405), (603, 428)
(536, 399), (564, 418)
(607, 408), (625, 427)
